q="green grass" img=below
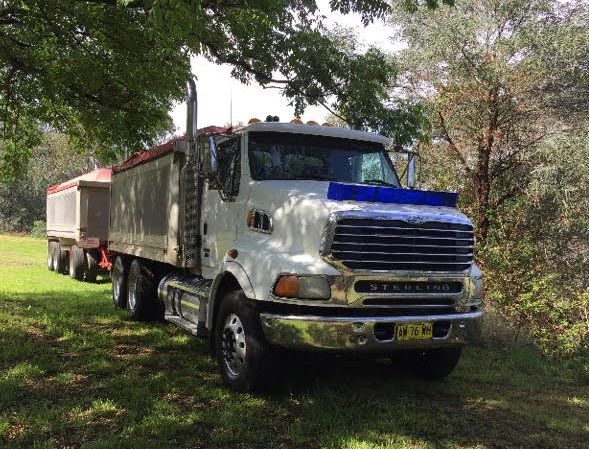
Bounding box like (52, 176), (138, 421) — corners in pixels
(0, 234), (587, 449)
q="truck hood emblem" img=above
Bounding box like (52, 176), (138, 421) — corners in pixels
(406, 216), (427, 225)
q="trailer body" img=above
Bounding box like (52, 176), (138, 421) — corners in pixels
(46, 168), (111, 281)
(109, 149), (182, 265)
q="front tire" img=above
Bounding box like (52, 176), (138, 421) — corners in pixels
(111, 256), (128, 308)
(215, 290), (272, 392)
(392, 346), (463, 380)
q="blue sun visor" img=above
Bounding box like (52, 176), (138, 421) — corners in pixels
(327, 182), (458, 207)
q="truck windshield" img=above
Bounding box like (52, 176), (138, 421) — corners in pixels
(248, 131), (400, 186)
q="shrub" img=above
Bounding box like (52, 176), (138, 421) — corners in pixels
(30, 220), (45, 238)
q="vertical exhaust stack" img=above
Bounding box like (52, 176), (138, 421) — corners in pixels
(186, 79), (197, 149)
(182, 78), (201, 269)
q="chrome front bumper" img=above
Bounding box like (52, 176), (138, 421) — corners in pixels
(260, 310), (483, 352)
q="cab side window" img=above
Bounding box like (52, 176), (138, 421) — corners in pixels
(216, 137), (241, 199)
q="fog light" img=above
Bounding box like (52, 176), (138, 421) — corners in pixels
(273, 275), (330, 300)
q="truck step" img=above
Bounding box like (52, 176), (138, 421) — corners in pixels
(165, 314), (202, 336)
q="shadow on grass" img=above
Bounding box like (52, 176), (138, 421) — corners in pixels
(1, 289), (588, 449)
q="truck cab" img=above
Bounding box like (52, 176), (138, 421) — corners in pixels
(109, 99), (482, 391)
(156, 120), (483, 390)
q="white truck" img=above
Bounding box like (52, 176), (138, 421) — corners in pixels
(108, 81), (483, 391)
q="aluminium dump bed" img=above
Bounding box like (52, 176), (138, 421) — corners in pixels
(108, 127), (228, 267)
(46, 168), (112, 246)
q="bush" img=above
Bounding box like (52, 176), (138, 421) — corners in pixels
(30, 220), (45, 238)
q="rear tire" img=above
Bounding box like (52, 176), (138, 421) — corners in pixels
(214, 290), (273, 392)
(69, 246), (85, 281)
(51, 242), (60, 272)
(55, 244), (68, 274)
(126, 259), (155, 321)
(111, 256), (128, 308)
(392, 346), (463, 380)
(84, 250), (98, 282)
(47, 242), (55, 271)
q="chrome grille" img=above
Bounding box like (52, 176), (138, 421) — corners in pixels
(330, 218), (474, 271)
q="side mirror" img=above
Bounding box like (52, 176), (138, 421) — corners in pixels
(407, 153), (417, 189)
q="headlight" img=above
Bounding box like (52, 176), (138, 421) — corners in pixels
(273, 275), (331, 300)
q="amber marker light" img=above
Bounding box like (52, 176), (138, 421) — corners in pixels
(227, 249), (238, 259)
(273, 275), (300, 298)
(246, 210), (254, 227)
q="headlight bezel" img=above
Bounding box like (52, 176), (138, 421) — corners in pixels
(273, 274), (331, 300)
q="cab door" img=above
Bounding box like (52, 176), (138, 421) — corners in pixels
(200, 135), (244, 272)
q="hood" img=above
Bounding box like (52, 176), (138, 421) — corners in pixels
(245, 180), (471, 255)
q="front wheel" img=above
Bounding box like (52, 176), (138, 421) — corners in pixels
(392, 346), (463, 380)
(215, 290), (273, 392)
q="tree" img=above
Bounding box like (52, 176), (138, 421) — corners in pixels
(392, 0), (589, 355)
(391, 0), (589, 241)
(0, 0), (453, 181)
(0, 132), (95, 232)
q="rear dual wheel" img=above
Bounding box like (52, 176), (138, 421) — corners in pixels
(111, 256), (128, 309)
(69, 247), (98, 282)
(125, 259), (162, 321)
(47, 241), (55, 271)
(49, 241), (68, 274)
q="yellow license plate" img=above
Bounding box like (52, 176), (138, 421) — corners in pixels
(396, 322), (433, 341)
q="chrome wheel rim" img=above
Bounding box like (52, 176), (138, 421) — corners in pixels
(221, 313), (247, 377)
(128, 272), (137, 310)
(52, 250), (59, 271)
(112, 264), (121, 299)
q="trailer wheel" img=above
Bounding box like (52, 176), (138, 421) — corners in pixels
(215, 290), (272, 392)
(84, 250), (98, 282)
(51, 242), (61, 272)
(126, 259), (155, 321)
(111, 256), (128, 308)
(55, 244), (68, 274)
(47, 242), (55, 271)
(69, 246), (85, 281)
(392, 346), (462, 380)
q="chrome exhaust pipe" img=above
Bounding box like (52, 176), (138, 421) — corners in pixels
(186, 78), (197, 147)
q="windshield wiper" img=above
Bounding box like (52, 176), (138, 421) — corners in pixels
(290, 175), (337, 181)
(362, 179), (397, 187)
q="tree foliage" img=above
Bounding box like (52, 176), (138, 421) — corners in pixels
(0, 0), (452, 181)
(0, 132), (95, 232)
(395, 0), (589, 355)
(393, 0), (589, 241)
